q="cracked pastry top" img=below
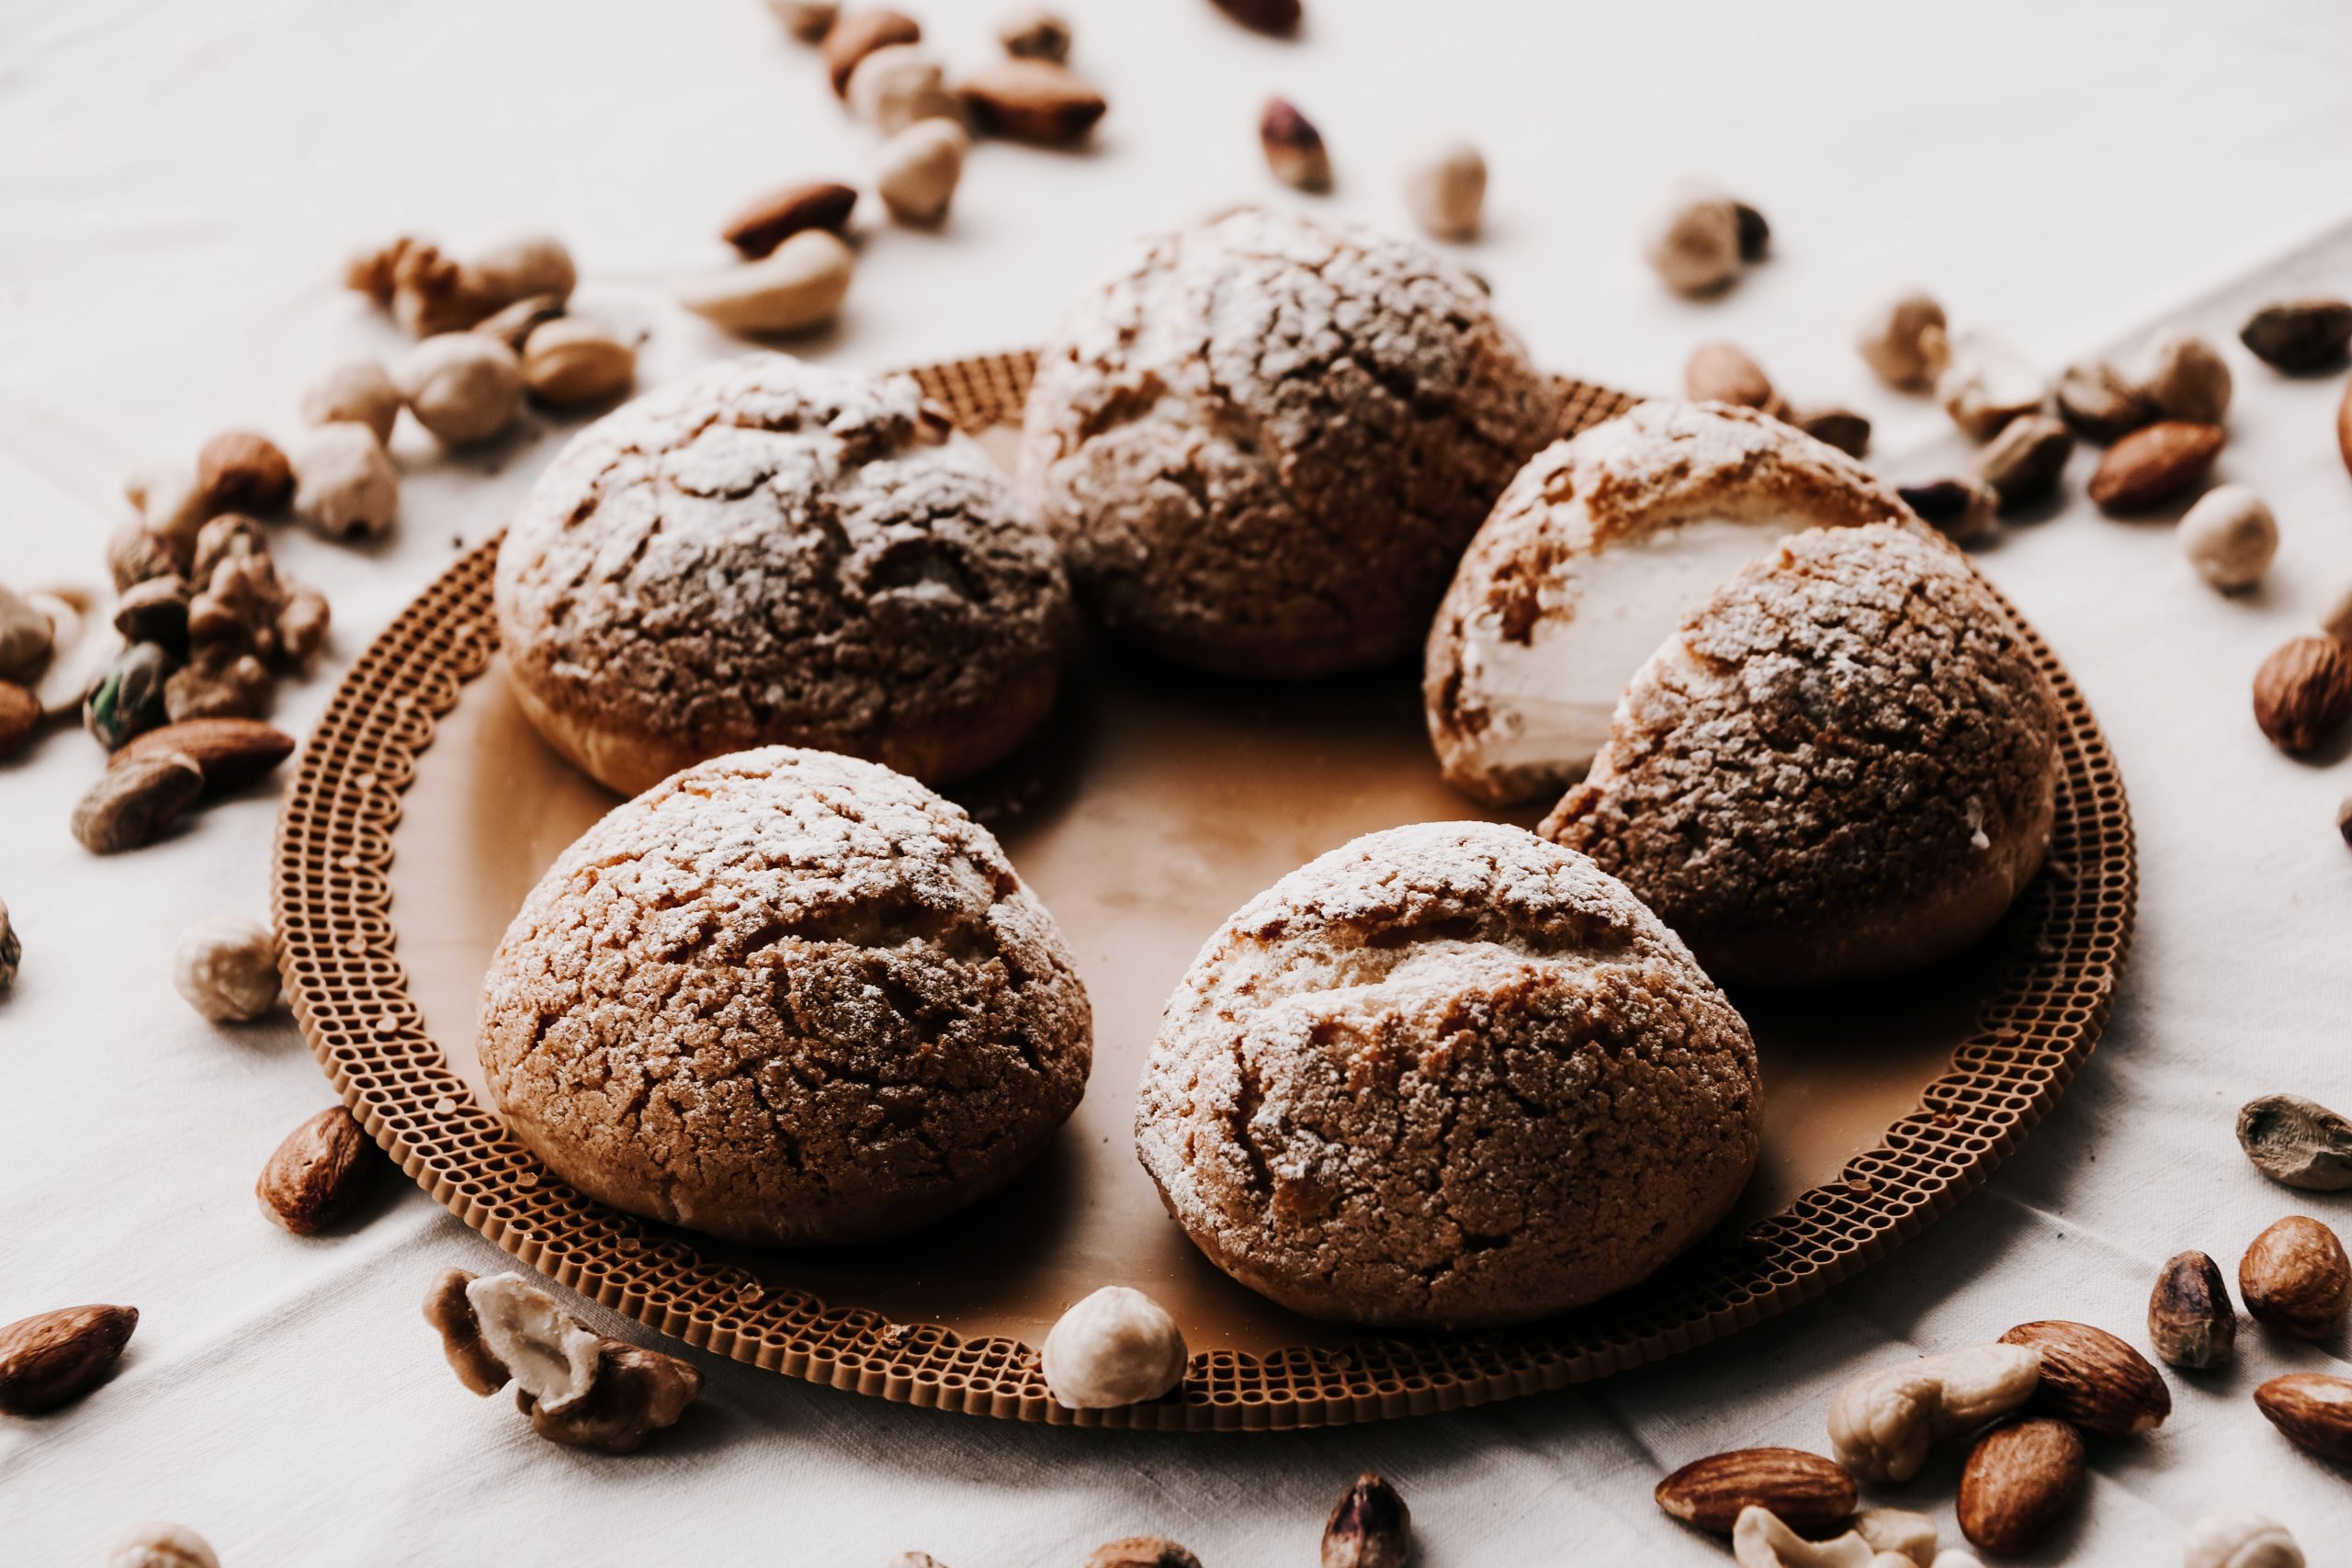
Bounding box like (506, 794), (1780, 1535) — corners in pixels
(1015, 205), (1558, 678)
(477, 747), (1092, 1246)
(495, 354), (1075, 798)
(1425, 400), (1917, 806)
(1543, 522), (2063, 987)
(1133, 819), (1759, 1329)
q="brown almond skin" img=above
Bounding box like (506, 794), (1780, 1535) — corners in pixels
(2241, 1215), (2352, 1339)
(0, 1304), (138, 1415)
(1654, 1447), (1856, 1535)
(110, 717), (295, 795)
(2241, 299), (2352, 373)
(257, 1106), (377, 1235)
(2253, 637), (2352, 754)
(1958, 1417), (2085, 1556)
(1684, 343), (1775, 409)
(2086, 419), (2223, 511)
(2256, 1371), (2352, 1462)
(1210, 0), (1302, 32)
(1321, 1472), (1410, 1567)
(721, 182), (858, 260)
(1999, 1319), (2169, 1434)
(958, 58), (1106, 142)
(0, 680), (38, 760)
(822, 8), (919, 95)
(197, 430), (294, 513)
(2148, 1250), (2237, 1370)
(1086, 1540), (1203, 1568)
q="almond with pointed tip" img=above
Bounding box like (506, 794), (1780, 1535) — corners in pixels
(1654, 1448), (1855, 1536)
(0, 1303), (138, 1414)
(1997, 1319), (2169, 1434)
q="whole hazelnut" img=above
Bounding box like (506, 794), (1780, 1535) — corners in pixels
(288, 423), (398, 541)
(299, 357), (402, 446)
(1040, 1285), (1186, 1409)
(1856, 289), (1951, 390)
(1643, 181), (1742, 296)
(2178, 484), (2277, 592)
(521, 319), (637, 408)
(2144, 324), (2233, 425)
(393, 333), (526, 446)
(2242, 1215), (2352, 1339)
(2252, 636), (2352, 753)
(1401, 136), (1485, 242)
(196, 431), (293, 513)
(173, 916), (282, 1023)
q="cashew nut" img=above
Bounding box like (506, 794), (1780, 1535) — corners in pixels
(2185, 1513), (2303, 1568)
(1826, 1341), (2041, 1482)
(1731, 1507), (1877, 1568)
(1854, 1507), (1939, 1567)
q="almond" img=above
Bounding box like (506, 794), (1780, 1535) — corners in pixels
(822, 7), (919, 96)
(109, 717), (295, 795)
(256, 1106), (379, 1235)
(2086, 418), (2222, 511)
(2255, 1371), (2352, 1463)
(720, 182), (858, 260)
(1684, 342), (1776, 411)
(1654, 1447), (1856, 1535)
(0, 1303), (139, 1414)
(1999, 1319), (2169, 1434)
(2241, 298), (2352, 372)
(1957, 1417), (2085, 1556)
(2240, 1214), (2352, 1339)
(1208, 0), (1302, 33)
(957, 58), (1106, 142)
(2252, 636), (2352, 754)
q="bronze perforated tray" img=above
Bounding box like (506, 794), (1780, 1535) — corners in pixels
(271, 352), (2135, 1430)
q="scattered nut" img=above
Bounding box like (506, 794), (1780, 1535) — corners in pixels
(0, 682), (36, 760)
(1898, 478), (1999, 546)
(521, 1336), (705, 1454)
(1975, 413), (2075, 510)
(721, 181), (858, 260)
(105, 524), (180, 595)
(2254, 1371), (2352, 1463)
(0, 896), (17, 992)
(423, 1268), (511, 1396)
(958, 58), (1106, 142)
(114, 576), (189, 654)
(999, 5), (1071, 61)
(1644, 181), (1742, 295)
(1654, 1448), (1857, 1535)
(195, 430), (294, 515)
(679, 228), (854, 334)
(165, 646), (273, 724)
(2172, 483), (2277, 592)
(522, 318), (637, 408)
(1998, 1319), (2170, 1434)
(1041, 1285), (1186, 1408)
(189, 513), (266, 581)
(2240, 299), (2352, 373)
(466, 1272), (602, 1410)
(1856, 291), (1950, 391)
(2252, 635), (2352, 753)
(769, 0), (838, 42)
(2088, 420), (2224, 512)
(1207, 0), (1301, 33)
(2185, 1512), (2305, 1568)
(2144, 324), (2233, 424)
(1403, 136), (1486, 242)
(2149, 1250), (2237, 1369)
(1825, 1340), (2041, 1483)
(31, 588), (121, 718)
(2237, 1093), (2352, 1190)
(0, 1303), (138, 1414)
(1322, 1472), (1409, 1568)
(2240, 1214), (2352, 1339)
(72, 750), (201, 854)
(2340, 794), (2352, 850)
(289, 423), (399, 540)
(1684, 341), (1777, 410)
(85, 641), (175, 750)
(111, 717), (295, 795)
(1937, 332), (2046, 441)
(1260, 96), (1330, 192)
(107, 1521), (216, 1568)
(470, 293), (566, 354)
(125, 460), (216, 557)
(1732, 201), (1770, 262)
(347, 236), (478, 336)
(257, 1105), (376, 1235)
(173, 917), (281, 1022)
(824, 8), (922, 96)
(1853, 1507), (1937, 1566)
(1730, 1506), (1874, 1568)
(1956, 1418), (2084, 1558)
(467, 232), (577, 312)
(876, 118), (967, 226)
(0, 581), (58, 677)
(849, 42), (960, 134)
(393, 333), (525, 446)
(1085, 1540), (1203, 1568)
(2054, 358), (2157, 444)
(276, 585), (331, 673)
(1797, 407), (1871, 458)
(300, 356), (402, 445)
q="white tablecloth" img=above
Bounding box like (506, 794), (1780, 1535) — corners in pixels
(7, 1), (2352, 1561)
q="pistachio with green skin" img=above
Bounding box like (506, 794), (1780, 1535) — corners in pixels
(85, 642), (176, 750)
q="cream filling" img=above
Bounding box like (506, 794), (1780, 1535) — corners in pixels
(1455, 516), (1799, 784)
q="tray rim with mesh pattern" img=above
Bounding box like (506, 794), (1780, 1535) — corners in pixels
(269, 350), (2136, 1430)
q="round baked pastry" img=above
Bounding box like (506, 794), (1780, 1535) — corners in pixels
(1543, 522), (2063, 987)
(1134, 820), (1760, 1328)
(496, 355), (1074, 797)
(1426, 400), (1917, 806)
(478, 747), (1092, 1246)
(1018, 206), (1559, 677)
